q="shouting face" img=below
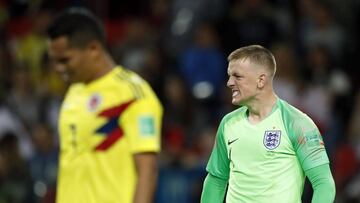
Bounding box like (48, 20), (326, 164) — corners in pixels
(227, 59), (264, 106)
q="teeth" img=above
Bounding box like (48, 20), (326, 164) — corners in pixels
(232, 91), (239, 97)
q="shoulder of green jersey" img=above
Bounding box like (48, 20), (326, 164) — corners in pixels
(278, 99), (319, 134)
(223, 106), (247, 124)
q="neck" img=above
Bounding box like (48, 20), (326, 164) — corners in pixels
(87, 53), (116, 83)
(246, 91), (277, 124)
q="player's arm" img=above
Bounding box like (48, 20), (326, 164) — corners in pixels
(121, 85), (163, 203)
(201, 118), (230, 203)
(133, 152), (158, 203)
(201, 173), (228, 203)
(290, 117), (335, 203)
(305, 164), (336, 203)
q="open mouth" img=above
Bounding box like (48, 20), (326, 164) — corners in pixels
(232, 90), (239, 97)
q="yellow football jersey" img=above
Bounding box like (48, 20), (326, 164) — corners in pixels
(56, 66), (163, 203)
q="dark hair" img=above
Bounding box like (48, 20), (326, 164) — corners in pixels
(47, 7), (106, 48)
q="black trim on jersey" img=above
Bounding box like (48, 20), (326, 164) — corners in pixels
(115, 70), (144, 99)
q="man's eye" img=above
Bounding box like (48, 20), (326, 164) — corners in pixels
(58, 58), (69, 64)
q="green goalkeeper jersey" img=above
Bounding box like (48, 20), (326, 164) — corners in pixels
(206, 98), (329, 203)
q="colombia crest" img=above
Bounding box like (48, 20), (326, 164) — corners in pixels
(88, 93), (102, 112)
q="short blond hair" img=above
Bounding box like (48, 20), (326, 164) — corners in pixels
(228, 45), (277, 77)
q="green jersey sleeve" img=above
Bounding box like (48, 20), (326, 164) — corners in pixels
(201, 174), (228, 203)
(279, 99), (329, 171)
(306, 164), (336, 203)
(206, 118), (230, 180)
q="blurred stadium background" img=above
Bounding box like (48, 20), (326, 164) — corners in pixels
(0, 0), (360, 202)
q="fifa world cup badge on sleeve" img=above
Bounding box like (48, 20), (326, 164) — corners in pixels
(139, 116), (155, 136)
(263, 130), (281, 150)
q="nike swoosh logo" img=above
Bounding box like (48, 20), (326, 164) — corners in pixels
(228, 138), (239, 145)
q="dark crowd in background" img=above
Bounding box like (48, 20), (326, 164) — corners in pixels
(0, 0), (360, 202)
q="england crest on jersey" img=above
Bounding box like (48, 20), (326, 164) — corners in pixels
(263, 130), (281, 150)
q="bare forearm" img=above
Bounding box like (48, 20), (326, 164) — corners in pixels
(133, 153), (158, 203)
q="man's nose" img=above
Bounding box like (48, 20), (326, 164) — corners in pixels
(54, 63), (66, 73)
(227, 77), (234, 88)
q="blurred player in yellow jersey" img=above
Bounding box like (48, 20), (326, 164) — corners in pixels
(47, 8), (163, 203)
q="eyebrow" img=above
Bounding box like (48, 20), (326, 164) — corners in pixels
(57, 57), (69, 63)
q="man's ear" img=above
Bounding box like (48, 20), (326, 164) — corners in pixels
(257, 73), (267, 89)
(87, 40), (102, 56)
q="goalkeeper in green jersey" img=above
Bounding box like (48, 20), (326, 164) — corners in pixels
(201, 45), (335, 203)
